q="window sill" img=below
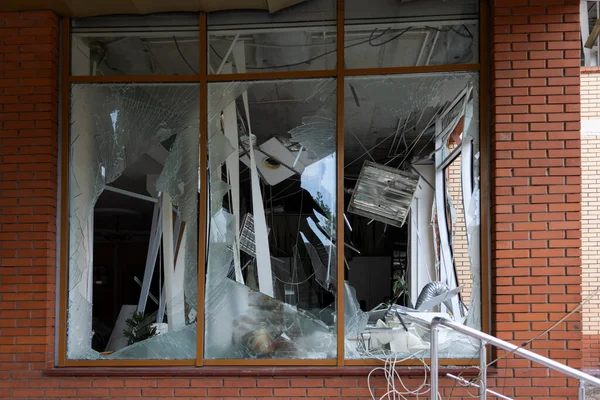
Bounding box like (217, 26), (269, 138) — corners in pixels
(44, 365), (494, 377)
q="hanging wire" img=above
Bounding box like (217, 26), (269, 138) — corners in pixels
(173, 36), (198, 74)
(209, 26), (438, 70)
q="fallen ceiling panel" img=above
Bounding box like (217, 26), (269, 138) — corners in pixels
(0, 0), (307, 17)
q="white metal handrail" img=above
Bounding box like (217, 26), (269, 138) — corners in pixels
(430, 317), (600, 400)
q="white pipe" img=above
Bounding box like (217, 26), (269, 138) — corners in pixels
(293, 146), (304, 168)
(424, 29), (440, 66)
(232, 42), (274, 297)
(137, 200), (162, 313)
(222, 62), (244, 284)
(415, 30), (431, 66)
(134, 277), (159, 306)
(216, 33), (239, 74)
(161, 194), (174, 329)
(104, 185), (158, 203)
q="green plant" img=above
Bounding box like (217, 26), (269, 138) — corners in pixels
(391, 273), (413, 309)
(123, 312), (157, 345)
(315, 191), (335, 235)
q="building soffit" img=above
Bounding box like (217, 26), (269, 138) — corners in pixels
(0, 0), (307, 17)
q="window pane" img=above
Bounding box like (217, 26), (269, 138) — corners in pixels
(208, 0), (336, 74)
(342, 73), (480, 359)
(71, 14), (199, 76)
(204, 78), (337, 359)
(67, 83), (200, 360)
(344, 0), (479, 69)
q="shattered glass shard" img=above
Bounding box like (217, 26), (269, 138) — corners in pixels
(289, 116), (336, 162)
(343, 282), (369, 359)
(205, 279), (336, 359)
(107, 324), (197, 360)
(67, 83), (199, 360)
(155, 126), (199, 223)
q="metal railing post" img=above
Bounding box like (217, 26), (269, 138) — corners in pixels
(430, 326), (439, 400)
(579, 380), (586, 400)
(479, 340), (487, 400)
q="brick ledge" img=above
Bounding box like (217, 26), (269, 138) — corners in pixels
(44, 366), (491, 377)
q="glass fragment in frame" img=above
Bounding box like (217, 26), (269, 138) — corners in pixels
(344, 0), (479, 69)
(71, 14), (200, 76)
(67, 83), (200, 360)
(204, 78), (338, 359)
(208, 0), (336, 74)
(342, 73), (481, 360)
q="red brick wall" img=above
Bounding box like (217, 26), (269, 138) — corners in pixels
(0, 2), (584, 399)
(584, 335), (600, 370)
(0, 7), (59, 383)
(491, 0), (582, 398)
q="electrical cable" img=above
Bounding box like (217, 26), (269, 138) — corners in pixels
(445, 346), (482, 399)
(354, 334), (434, 398)
(271, 188), (304, 203)
(245, 40), (337, 49)
(448, 287), (600, 399)
(368, 27), (411, 47)
(273, 271), (317, 286)
(366, 350), (434, 400)
(173, 35), (198, 74)
(209, 26), (411, 70)
(458, 24), (473, 39)
(487, 286), (600, 369)
(212, 24), (469, 70)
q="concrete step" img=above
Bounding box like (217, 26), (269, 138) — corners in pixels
(586, 383), (600, 399)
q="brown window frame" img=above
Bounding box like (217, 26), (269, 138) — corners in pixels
(57, 0), (490, 368)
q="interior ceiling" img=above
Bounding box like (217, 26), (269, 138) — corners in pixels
(80, 21), (476, 76)
(76, 33), (474, 165)
(74, 0), (478, 222)
(71, 0), (478, 76)
(78, 35), (201, 76)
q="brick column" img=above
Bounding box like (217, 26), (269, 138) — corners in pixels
(0, 10), (59, 384)
(579, 68), (600, 370)
(491, 0), (582, 398)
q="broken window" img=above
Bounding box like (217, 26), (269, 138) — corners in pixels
(71, 15), (200, 76)
(208, 0), (336, 73)
(204, 78), (338, 359)
(64, 2), (483, 364)
(344, 0), (479, 69)
(67, 83), (200, 359)
(342, 73), (481, 359)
